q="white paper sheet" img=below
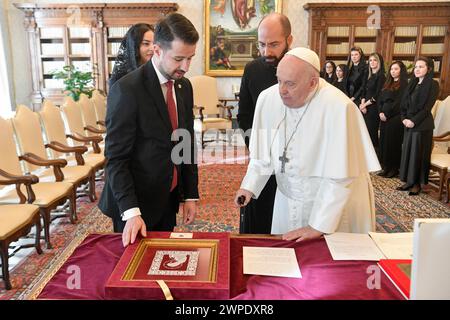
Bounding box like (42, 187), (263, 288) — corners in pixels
(243, 247), (302, 278)
(324, 233), (385, 261)
(368, 232), (413, 259)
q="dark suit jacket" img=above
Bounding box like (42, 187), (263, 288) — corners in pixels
(98, 61), (199, 228)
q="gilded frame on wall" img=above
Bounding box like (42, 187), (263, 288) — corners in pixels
(205, 0), (283, 77)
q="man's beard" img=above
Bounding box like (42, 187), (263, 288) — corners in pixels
(263, 45), (289, 67)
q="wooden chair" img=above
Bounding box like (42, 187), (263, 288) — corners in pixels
(79, 93), (107, 136)
(0, 116), (75, 249)
(39, 100), (105, 182)
(430, 131), (450, 201)
(11, 105), (96, 202)
(0, 170), (42, 290)
(189, 75), (233, 148)
(61, 96), (104, 155)
(91, 89), (107, 128)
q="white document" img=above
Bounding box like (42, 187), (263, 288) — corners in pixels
(324, 233), (385, 261)
(243, 247), (302, 278)
(368, 232), (413, 260)
(169, 232), (193, 239)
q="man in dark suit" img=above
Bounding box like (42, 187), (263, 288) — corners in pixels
(98, 13), (200, 247)
(237, 13), (292, 234)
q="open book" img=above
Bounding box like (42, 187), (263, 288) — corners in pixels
(324, 232), (413, 261)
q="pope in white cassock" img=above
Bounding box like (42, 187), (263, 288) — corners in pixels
(235, 47), (381, 242)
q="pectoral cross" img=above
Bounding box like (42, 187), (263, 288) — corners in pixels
(279, 150), (290, 173)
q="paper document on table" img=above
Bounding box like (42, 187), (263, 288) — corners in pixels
(243, 247), (302, 278)
(325, 233), (385, 261)
(369, 232), (413, 260)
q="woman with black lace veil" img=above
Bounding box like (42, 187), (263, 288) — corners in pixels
(397, 57), (439, 196)
(109, 23), (154, 87)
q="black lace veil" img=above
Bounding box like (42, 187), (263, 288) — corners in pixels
(109, 23), (154, 87)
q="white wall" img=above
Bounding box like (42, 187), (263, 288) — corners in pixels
(5, 0), (448, 107)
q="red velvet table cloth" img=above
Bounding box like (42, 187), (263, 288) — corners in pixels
(37, 233), (403, 300)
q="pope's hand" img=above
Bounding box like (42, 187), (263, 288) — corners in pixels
(379, 113), (387, 122)
(282, 226), (324, 242)
(122, 215), (146, 247)
(183, 201), (196, 225)
(234, 189), (254, 207)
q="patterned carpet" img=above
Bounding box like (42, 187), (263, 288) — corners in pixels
(1, 148), (449, 299)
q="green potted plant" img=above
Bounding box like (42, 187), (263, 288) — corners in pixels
(50, 65), (94, 101)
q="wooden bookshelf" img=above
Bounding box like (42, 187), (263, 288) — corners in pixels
(304, 2), (450, 99)
(14, 3), (178, 110)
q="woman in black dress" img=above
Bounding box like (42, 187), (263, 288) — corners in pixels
(358, 52), (386, 153)
(346, 46), (368, 105)
(378, 61), (408, 178)
(320, 60), (337, 84)
(109, 23), (154, 87)
(397, 57), (440, 195)
(333, 64), (349, 96)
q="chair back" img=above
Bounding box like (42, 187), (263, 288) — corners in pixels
(60, 96), (85, 146)
(91, 89), (106, 123)
(433, 96), (450, 154)
(39, 100), (69, 158)
(11, 105), (48, 172)
(189, 75), (221, 115)
(79, 93), (100, 135)
(0, 117), (23, 179)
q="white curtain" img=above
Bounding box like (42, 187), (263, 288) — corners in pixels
(0, 3), (13, 118)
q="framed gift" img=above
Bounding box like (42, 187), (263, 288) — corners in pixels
(106, 232), (230, 300)
(205, 0), (283, 77)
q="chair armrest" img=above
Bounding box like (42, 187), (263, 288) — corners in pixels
(46, 142), (87, 166)
(194, 105), (205, 122)
(67, 132), (103, 154)
(433, 131), (450, 142)
(0, 168), (38, 203)
(85, 125), (106, 135)
(19, 153), (66, 182)
(218, 105), (234, 120)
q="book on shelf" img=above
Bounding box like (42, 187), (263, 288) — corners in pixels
(71, 61), (92, 73)
(355, 26), (377, 37)
(41, 43), (64, 56)
(421, 43), (444, 54)
(69, 27), (91, 38)
(44, 79), (64, 89)
(42, 61), (65, 74)
(422, 25), (446, 37)
(40, 27), (63, 39)
(378, 259), (411, 300)
(326, 42), (349, 55)
(394, 41), (416, 55)
(109, 61), (116, 73)
(394, 26), (418, 37)
(327, 26), (349, 37)
(353, 42), (376, 54)
(108, 26), (130, 38)
(108, 42), (121, 56)
(71, 43), (91, 55)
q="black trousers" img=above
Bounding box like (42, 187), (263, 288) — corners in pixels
(112, 188), (180, 233)
(239, 175), (277, 234)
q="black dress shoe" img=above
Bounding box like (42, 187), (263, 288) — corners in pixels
(377, 170), (388, 177)
(385, 170), (399, 178)
(396, 183), (412, 191)
(408, 185), (421, 196)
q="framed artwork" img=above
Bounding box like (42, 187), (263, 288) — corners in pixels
(205, 0), (283, 77)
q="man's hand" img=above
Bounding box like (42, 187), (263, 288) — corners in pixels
(122, 215), (146, 247)
(183, 201), (196, 225)
(379, 113), (387, 122)
(403, 119), (415, 128)
(234, 189), (254, 207)
(282, 225), (324, 242)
